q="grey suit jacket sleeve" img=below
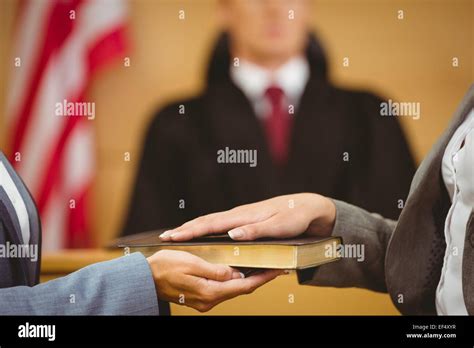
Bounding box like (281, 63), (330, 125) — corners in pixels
(0, 252), (159, 315)
(298, 199), (397, 292)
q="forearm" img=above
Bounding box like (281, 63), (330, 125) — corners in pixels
(0, 253), (159, 315)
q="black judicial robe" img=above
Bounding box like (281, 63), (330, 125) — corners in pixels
(122, 33), (415, 236)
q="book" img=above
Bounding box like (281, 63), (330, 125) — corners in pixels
(114, 231), (342, 270)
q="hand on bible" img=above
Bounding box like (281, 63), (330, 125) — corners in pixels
(159, 193), (336, 242)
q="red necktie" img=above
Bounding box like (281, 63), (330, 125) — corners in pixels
(264, 85), (292, 166)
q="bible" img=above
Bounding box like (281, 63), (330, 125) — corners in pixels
(114, 231), (342, 270)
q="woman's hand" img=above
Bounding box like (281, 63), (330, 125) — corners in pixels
(159, 193), (336, 242)
(147, 250), (282, 312)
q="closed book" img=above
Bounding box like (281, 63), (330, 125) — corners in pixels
(114, 231), (342, 270)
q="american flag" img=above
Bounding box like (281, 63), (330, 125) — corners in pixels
(6, 0), (128, 250)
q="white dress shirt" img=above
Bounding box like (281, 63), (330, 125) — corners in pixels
(436, 108), (474, 315)
(230, 56), (310, 119)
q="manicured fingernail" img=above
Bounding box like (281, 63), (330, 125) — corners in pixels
(159, 231), (172, 239)
(228, 228), (244, 239)
(239, 272), (245, 279)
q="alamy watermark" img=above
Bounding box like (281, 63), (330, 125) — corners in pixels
(55, 99), (95, 120)
(325, 241), (365, 262)
(380, 99), (420, 120)
(217, 147), (257, 168)
(18, 322), (55, 341)
(0, 242), (38, 262)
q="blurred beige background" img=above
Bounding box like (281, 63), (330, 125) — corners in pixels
(0, 0), (472, 315)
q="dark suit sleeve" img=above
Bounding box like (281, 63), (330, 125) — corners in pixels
(348, 93), (416, 220)
(298, 199), (397, 292)
(121, 109), (188, 236)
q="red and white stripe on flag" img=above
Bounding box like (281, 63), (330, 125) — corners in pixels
(6, 0), (128, 250)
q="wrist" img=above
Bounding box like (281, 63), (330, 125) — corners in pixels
(147, 253), (161, 281)
(306, 193), (336, 237)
